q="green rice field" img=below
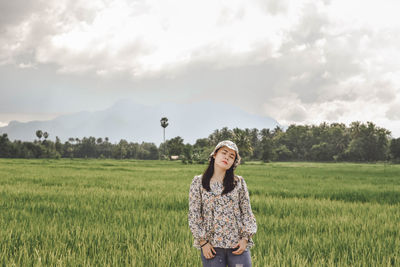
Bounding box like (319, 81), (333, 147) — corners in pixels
(0, 159), (399, 266)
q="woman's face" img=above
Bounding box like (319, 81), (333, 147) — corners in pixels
(213, 146), (236, 171)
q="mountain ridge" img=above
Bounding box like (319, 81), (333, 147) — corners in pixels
(0, 99), (279, 145)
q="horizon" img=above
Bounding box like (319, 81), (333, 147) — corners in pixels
(1, 100), (398, 144)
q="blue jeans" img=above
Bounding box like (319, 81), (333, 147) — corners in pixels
(200, 247), (252, 267)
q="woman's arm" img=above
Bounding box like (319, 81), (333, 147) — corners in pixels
(188, 175), (207, 245)
(238, 177), (257, 240)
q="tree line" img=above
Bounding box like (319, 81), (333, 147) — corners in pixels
(0, 121), (400, 163)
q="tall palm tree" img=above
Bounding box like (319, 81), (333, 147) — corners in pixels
(36, 130), (43, 143)
(160, 117), (169, 156)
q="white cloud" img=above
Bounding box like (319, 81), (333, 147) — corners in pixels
(2, 0), (400, 78)
(1, 0), (303, 76)
(386, 100), (400, 121)
(1, 0), (400, 137)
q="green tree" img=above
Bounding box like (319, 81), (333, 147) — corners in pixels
(113, 139), (128, 159)
(275, 144), (293, 161)
(126, 142), (139, 159)
(63, 140), (74, 158)
(194, 138), (210, 149)
(101, 137), (112, 158)
(36, 130), (43, 143)
(308, 123), (349, 161)
(160, 117), (169, 157)
(193, 138), (212, 164)
(166, 136), (185, 157)
(345, 122), (390, 161)
(79, 137), (97, 158)
(260, 135), (273, 162)
(0, 133), (12, 157)
(390, 138), (400, 160)
(182, 143), (193, 163)
(138, 142), (158, 159)
(208, 127), (234, 146)
(55, 136), (62, 154)
(260, 128), (274, 160)
(147, 143), (159, 160)
(309, 142), (333, 161)
(249, 128), (261, 160)
(283, 124), (312, 160)
(232, 128), (252, 159)
(328, 123), (350, 160)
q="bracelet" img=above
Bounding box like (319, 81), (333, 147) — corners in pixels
(200, 240), (209, 247)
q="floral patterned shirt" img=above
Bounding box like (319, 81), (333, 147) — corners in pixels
(188, 174), (257, 250)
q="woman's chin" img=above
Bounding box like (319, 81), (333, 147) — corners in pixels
(216, 163), (230, 170)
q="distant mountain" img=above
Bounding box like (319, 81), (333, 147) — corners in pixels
(0, 99), (279, 145)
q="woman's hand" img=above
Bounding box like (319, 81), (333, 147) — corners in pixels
(232, 239), (248, 255)
(201, 243), (216, 259)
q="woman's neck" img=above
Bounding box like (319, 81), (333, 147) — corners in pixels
(212, 166), (226, 182)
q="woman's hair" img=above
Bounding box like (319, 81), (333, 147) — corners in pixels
(202, 147), (238, 195)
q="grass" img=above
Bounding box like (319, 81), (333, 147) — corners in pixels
(0, 159), (399, 266)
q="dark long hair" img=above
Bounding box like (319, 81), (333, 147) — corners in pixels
(201, 148), (238, 195)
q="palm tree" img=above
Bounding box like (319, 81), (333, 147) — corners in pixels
(36, 130), (43, 143)
(232, 128), (253, 158)
(43, 132), (49, 140)
(350, 121), (361, 139)
(160, 117), (169, 157)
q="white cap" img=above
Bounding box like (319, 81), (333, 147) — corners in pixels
(208, 140), (241, 169)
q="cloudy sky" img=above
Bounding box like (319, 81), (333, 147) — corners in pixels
(1, 0), (400, 137)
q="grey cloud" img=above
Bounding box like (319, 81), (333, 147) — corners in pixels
(1, 1), (156, 74)
(372, 82), (398, 103)
(0, 1), (107, 67)
(62, 1), (98, 24)
(0, 3), (56, 65)
(1, 41), (399, 132)
(286, 105), (308, 122)
(33, 36), (155, 75)
(171, 2), (399, 122)
(274, 9), (384, 105)
(161, 24), (391, 120)
(325, 105), (348, 121)
(286, 3), (328, 45)
(0, 0), (38, 28)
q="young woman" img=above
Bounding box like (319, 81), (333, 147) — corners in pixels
(188, 140), (257, 267)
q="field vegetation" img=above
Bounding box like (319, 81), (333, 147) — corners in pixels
(1, 159), (399, 266)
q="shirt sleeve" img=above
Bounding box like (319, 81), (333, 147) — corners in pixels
(238, 176), (257, 240)
(188, 175), (207, 245)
